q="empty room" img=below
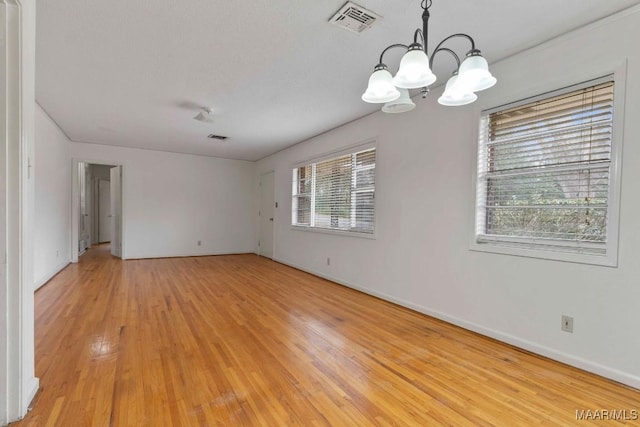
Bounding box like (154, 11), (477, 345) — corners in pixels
(2, 0), (640, 425)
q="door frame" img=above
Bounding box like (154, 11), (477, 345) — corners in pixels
(1, 0), (38, 423)
(71, 159), (126, 262)
(76, 162), (90, 254)
(259, 170), (275, 259)
(109, 165), (123, 258)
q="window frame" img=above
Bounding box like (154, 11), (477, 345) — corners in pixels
(470, 70), (626, 267)
(291, 140), (377, 239)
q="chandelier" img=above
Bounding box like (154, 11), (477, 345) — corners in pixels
(361, 0), (496, 113)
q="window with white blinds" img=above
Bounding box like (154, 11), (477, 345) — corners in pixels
(292, 146), (376, 235)
(474, 76), (622, 264)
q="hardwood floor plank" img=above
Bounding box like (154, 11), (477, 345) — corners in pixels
(12, 244), (640, 426)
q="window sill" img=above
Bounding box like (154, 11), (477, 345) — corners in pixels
(469, 240), (618, 267)
(291, 225), (376, 240)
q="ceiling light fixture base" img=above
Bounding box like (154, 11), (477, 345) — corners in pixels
(193, 107), (215, 123)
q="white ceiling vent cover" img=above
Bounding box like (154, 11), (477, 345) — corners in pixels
(329, 2), (381, 34)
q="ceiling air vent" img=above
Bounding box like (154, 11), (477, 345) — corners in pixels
(207, 134), (228, 141)
(329, 2), (380, 34)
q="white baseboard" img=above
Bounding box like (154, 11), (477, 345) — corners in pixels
(125, 250), (254, 260)
(274, 257), (640, 391)
(34, 261), (70, 290)
(24, 377), (40, 411)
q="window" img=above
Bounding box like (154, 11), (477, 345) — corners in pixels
(474, 76), (622, 265)
(292, 145), (376, 235)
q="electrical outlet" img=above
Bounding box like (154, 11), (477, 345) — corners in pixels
(561, 315), (574, 333)
(327, 257), (330, 266)
(197, 240), (202, 246)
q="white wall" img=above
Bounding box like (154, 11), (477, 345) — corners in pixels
(256, 7), (640, 388)
(34, 104), (71, 290)
(70, 142), (256, 259)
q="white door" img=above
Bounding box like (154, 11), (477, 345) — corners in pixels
(98, 179), (111, 243)
(110, 166), (122, 258)
(91, 178), (100, 244)
(259, 171), (275, 259)
(78, 162), (89, 253)
(0, 4), (7, 416)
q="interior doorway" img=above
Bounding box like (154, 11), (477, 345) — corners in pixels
(98, 179), (111, 243)
(88, 164), (116, 245)
(259, 171), (275, 259)
(71, 160), (124, 262)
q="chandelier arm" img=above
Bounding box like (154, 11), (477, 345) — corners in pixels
(413, 29), (424, 45)
(430, 33), (476, 58)
(429, 47), (461, 70)
(378, 43), (410, 65)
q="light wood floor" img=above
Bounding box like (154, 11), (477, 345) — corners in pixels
(13, 244), (640, 426)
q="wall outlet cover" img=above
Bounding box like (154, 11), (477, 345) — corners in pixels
(561, 315), (574, 333)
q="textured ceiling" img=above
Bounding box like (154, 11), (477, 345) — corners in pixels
(36, 0), (640, 161)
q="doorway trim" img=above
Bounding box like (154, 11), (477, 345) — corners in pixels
(71, 159), (127, 262)
(259, 170), (275, 259)
(1, 0), (38, 423)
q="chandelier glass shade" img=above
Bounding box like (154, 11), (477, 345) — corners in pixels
(382, 89), (416, 113)
(437, 74), (477, 106)
(456, 53), (497, 92)
(392, 44), (437, 89)
(361, 66), (401, 103)
(362, 0), (496, 112)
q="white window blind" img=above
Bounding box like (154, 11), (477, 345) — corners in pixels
(292, 147), (376, 235)
(475, 78), (616, 257)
